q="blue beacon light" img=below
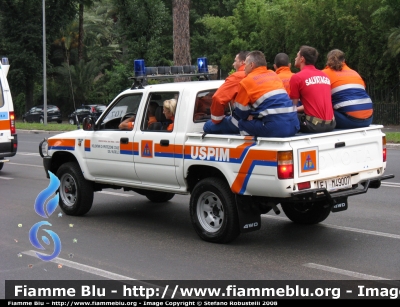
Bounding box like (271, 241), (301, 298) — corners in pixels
(197, 57), (208, 73)
(134, 59), (145, 77)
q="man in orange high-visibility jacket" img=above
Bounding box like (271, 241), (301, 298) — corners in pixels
(203, 51), (249, 134)
(233, 51), (299, 137)
(322, 49), (373, 129)
(273, 53), (293, 95)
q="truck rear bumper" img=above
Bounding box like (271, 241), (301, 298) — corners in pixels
(291, 174), (395, 207)
(0, 134), (18, 158)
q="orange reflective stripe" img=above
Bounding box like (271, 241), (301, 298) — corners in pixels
(0, 120), (10, 130)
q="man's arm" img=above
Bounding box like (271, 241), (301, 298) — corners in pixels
(211, 73), (242, 124)
(119, 117), (135, 130)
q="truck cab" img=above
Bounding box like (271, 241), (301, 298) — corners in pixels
(0, 57), (17, 171)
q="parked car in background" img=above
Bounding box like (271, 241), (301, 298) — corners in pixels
(22, 105), (62, 123)
(68, 104), (106, 125)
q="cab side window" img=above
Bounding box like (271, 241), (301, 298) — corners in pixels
(99, 94), (143, 130)
(140, 92), (179, 132)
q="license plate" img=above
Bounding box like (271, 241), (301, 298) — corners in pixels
(317, 175), (351, 192)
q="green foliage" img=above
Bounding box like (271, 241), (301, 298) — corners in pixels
(0, 0), (80, 111)
(100, 60), (133, 103)
(112, 0), (171, 66)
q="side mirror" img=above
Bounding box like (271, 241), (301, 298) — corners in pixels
(82, 116), (94, 131)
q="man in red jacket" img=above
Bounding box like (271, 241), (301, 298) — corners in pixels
(203, 51), (249, 134)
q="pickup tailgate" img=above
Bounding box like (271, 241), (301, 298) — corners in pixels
(288, 126), (385, 192)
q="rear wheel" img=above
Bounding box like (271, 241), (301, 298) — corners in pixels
(39, 117), (44, 124)
(56, 162), (93, 216)
(57, 120), (62, 124)
(68, 118), (75, 125)
(145, 191), (175, 203)
(190, 177), (240, 243)
(280, 201), (331, 224)
(23, 118), (27, 123)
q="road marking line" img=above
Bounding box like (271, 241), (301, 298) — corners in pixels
(98, 191), (134, 197)
(9, 162), (42, 168)
(303, 263), (388, 280)
(263, 215), (400, 239)
(0, 176), (13, 180)
(22, 250), (134, 280)
(382, 182), (400, 187)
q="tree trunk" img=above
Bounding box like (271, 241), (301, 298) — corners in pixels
(78, 3), (84, 60)
(173, 0), (191, 82)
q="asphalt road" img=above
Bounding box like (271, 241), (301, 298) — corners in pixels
(1, 131), (399, 299)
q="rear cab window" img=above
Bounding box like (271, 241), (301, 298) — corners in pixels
(193, 89), (231, 123)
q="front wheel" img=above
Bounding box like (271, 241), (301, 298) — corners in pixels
(69, 118), (75, 125)
(280, 201), (331, 224)
(190, 177), (240, 243)
(56, 162), (94, 216)
(39, 117), (44, 124)
(145, 191), (175, 203)
(0, 162), (3, 171)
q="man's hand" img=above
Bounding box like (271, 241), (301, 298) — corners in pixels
(247, 115), (254, 121)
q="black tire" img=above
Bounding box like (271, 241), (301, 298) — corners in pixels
(190, 177), (240, 243)
(23, 118), (27, 123)
(0, 162), (3, 171)
(39, 117), (44, 124)
(57, 120), (62, 124)
(280, 201), (331, 225)
(68, 118), (75, 125)
(56, 162), (93, 216)
(145, 191), (175, 203)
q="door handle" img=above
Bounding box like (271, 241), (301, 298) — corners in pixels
(120, 137), (129, 144)
(160, 140), (169, 146)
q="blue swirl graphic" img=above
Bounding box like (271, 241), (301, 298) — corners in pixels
(29, 221), (62, 261)
(34, 171), (60, 218)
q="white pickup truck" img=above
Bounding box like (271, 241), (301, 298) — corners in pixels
(39, 77), (394, 243)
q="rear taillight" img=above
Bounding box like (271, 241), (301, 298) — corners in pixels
(278, 151), (294, 179)
(9, 111), (16, 134)
(383, 136), (387, 162)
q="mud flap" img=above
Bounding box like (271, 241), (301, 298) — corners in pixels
(331, 196), (348, 212)
(235, 195), (261, 233)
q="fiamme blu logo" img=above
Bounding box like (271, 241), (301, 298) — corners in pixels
(28, 171), (62, 261)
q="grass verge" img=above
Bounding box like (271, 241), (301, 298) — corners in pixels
(385, 132), (400, 144)
(16, 121), (78, 132)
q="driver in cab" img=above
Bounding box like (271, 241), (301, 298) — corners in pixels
(119, 101), (158, 130)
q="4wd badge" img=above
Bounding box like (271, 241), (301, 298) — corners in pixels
(141, 140), (153, 158)
(298, 147), (318, 177)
